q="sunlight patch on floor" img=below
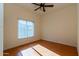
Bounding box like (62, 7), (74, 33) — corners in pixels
(20, 48), (40, 56)
(20, 44), (60, 56)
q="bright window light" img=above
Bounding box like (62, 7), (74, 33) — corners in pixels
(18, 19), (34, 39)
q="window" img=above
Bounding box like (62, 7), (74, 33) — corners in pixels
(18, 19), (34, 39)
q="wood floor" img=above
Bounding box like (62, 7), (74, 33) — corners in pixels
(3, 40), (78, 56)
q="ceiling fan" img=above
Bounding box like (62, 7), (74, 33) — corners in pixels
(32, 3), (54, 12)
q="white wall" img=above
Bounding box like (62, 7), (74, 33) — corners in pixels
(0, 3), (3, 56)
(77, 4), (79, 56)
(41, 4), (77, 47)
(4, 4), (40, 50)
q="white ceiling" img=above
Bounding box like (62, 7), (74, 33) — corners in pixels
(15, 3), (74, 15)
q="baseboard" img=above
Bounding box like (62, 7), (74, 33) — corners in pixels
(4, 39), (41, 51)
(41, 39), (77, 48)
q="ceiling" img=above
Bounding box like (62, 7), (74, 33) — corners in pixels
(15, 3), (74, 15)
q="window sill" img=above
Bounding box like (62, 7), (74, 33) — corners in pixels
(18, 36), (34, 40)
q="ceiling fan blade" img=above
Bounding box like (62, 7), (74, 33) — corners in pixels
(32, 3), (40, 6)
(43, 4), (45, 12)
(34, 6), (41, 11)
(45, 5), (54, 7)
(43, 7), (45, 12)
